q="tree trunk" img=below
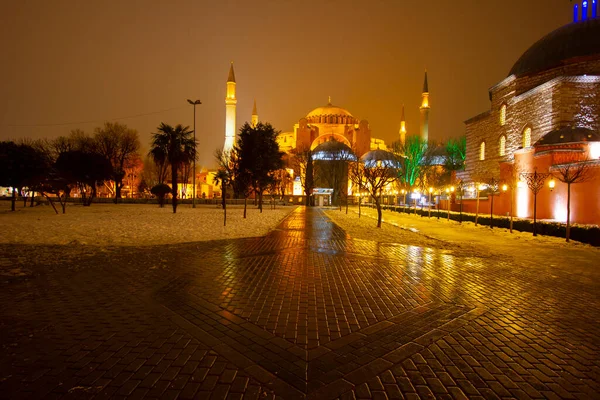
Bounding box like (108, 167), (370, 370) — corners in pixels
(114, 180), (123, 204)
(358, 196), (361, 218)
(533, 192), (538, 237)
(11, 187), (16, 211)
(566, 183), (571, 242)
(30, 191), (35, 207)
(490, 193), (494, 229)
(258, 191), (263, 213)
(475, 190), (480, 226)
(59, 193), (66, 214)
(171, 165), (178, 213)
(375, 198), (382, 228)
(223, 184), (227, 226)
(244, 197), (247, 218)
(510, 188), (514, 233)
(44, 194), (59, 214)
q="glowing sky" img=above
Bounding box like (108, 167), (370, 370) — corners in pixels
(0, 0), (572, 167)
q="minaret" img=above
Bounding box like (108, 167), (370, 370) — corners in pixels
(251, 99), (258, 128)
(224, 62), (237, 153)
(399, 104), (407, 147)
(419, 70), (430, 143)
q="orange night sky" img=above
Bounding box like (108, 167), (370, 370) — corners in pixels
(0, 0), (573, 167)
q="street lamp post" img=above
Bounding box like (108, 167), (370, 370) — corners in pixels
(475, 183), (484, 226)
(413, 189), (418, 215)
(401, 189), (406, 213)
(437, 189), (442, 220)
(428, 187), (433, 218)
(455, 180), (464, 223)
(187, 99), (201, 208)
(446, 186), (455, 221)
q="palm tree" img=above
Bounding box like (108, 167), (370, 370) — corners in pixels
(150, 123), (195, 213)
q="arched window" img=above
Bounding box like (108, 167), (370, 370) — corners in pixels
(499, 135), (506, 156)
(499, 104), (507, 126)
(523, 127), (532, 148)
(480, 142), (486, 161)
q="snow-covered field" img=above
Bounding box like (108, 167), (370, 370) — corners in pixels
(0, 203), (296, 246)
(326, 207), (600, 269)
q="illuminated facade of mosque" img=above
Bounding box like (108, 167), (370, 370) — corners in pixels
(220, 62), (431, 199)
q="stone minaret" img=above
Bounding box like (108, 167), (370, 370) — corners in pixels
(419, 71), (430, 143)
(399, 104), (407, 146)
(224, 62), (237, 153)
(251, 99), (258, 128)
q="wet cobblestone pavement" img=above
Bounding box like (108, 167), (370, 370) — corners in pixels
(1, 207), (599, 399)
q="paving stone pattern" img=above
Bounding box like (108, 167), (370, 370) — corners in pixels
(1, 207), (599, 399)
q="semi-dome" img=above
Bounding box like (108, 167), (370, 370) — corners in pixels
(312, 140), (355, 161)
(509, 18), (600, 77)
(535, 127), (600, 146)
(361, 149), (400, 167)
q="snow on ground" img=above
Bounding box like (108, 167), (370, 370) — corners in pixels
(0, 203), (296, 246)
(326, 207), (600, 270)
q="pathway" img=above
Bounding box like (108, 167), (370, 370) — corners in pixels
(0, 207), (598, 399)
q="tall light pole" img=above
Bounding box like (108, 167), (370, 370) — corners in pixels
(187, 99), (201, 208)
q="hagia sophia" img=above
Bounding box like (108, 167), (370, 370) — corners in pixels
(216, 62), (431, 201)
(208, 3), (600, 225)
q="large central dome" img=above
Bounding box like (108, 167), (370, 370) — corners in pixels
(307, 101), (353, 119)
(509, 18), (600, 77)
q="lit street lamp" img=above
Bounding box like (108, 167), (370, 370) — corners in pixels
(187, 99), (201, 208)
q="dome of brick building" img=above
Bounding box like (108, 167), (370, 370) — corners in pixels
(509, 18), (600, 77)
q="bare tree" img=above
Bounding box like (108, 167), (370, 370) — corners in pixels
(95, 122), (141, 202)
(291, 146), (314, 206)
(348, 151), (367, 217)
(363, 156), (399, 228)
(551, 157), (595, 242)
(486, 177), (500, 228)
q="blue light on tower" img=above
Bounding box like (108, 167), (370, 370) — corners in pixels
(583, 1), (589, 20)
(593, 0), (598, 18)
(574, 3), (579, 22)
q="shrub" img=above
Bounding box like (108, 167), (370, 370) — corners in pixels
(150, 183), (171, 208)
(376, 204), (599, 246)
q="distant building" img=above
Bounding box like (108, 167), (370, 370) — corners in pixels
(460, 8), (600, 224)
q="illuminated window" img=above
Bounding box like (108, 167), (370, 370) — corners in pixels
(523, 127), (531, 148)
(499, 135), (506, 156)
(480, 142), (486, 161)
(499, 104), (507, 126)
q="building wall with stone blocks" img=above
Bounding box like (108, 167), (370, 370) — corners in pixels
(461, 74), (600, 183)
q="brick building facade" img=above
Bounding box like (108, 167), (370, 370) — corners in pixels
(458, 16), (600, 225)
